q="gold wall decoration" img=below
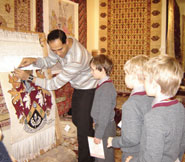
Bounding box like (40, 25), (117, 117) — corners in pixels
(99, 0), (162, 92)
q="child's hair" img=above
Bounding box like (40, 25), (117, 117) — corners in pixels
(124, 55), (149, 82)
(144, 54), (183, 96)
(90, 54), (113, 76)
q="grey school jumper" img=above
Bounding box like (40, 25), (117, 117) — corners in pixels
(91, 78), (117, 162)
(112, 89), (153, 161)
(131, 99), (185, 162)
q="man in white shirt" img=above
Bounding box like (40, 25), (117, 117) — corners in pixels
(15, 29), (97, 162)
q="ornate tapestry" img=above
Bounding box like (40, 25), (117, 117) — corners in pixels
(14, 0), (31, 31)
(0, 0), (31, 31)
(0, 28), (43, 127)
(0, 0), (14, 28)
(77, 0), (87, 48)
(70, 0), (87, 48)
(55, 83), (74, 116)
(48, 0), (78, 38)
(167, 0), (181, 64)
(99, 0), (162, 92)
(0, 29), (56, 161)
(0, 71), (56, 161)
(36, 0), (43, 32)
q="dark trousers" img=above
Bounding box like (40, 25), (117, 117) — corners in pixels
(72, 88), (95, 162)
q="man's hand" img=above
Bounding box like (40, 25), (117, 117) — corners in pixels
(107, 137), (113, 148)
(18, 58), (37, 68)
(125, 156), (133, 162)
(14, 69), (29, 80)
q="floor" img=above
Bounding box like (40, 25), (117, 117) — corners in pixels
(29, 115), (122, 162)
(4, 114), (185, 162)
(2, 92), (185, 162)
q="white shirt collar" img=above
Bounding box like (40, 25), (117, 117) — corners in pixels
(130, 85), (145, 96)
(98, 76), (110, 86)
(152, 94), (172, 106)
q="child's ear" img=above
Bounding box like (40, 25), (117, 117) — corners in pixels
(102, 68), (106, 75)
(153, 80), (161, 94)
(66, 38), (69, 45)
(132, 74), (139, 82)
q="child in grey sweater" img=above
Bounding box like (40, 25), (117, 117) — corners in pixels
(107, 55), (153, 161)
(90, 54), (117, 162)
(127, 55), (185, 162)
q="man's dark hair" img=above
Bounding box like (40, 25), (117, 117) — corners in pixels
(47, 29), (67, 44)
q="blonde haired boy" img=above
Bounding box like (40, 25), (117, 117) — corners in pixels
(107, 55), (153, 161)
(129, 55), (185, 162)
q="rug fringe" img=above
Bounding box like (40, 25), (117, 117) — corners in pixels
(11, 126), (56, 162)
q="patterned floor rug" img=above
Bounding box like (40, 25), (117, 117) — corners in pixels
(30, 114), (122, 162)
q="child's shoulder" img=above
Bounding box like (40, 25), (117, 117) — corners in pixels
(152, 99), (184, 110)
(122, 94), (153, 112)
(98, 81), (116, 91)
(128, 93), (153, 102)
(145, 101), (185, 120)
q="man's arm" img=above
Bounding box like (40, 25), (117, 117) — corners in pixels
(33, 50), (58, 69)
(15, 60), (84, 90)
(18, 57), (37, 68)
(18, 50), (58, 69)
(35, 61), (84, 90)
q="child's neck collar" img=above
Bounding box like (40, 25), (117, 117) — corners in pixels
(133, 83), (144, 89)
(131, 85), (145, 95)
(98, 76), (110, 85)
(152, 93), (173, 106)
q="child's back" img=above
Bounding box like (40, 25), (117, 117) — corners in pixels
(114, 91), (153, 161)
(131, 54), (185, 162)
(107, 55), (153, 162)
(138, 100), (185, 162)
